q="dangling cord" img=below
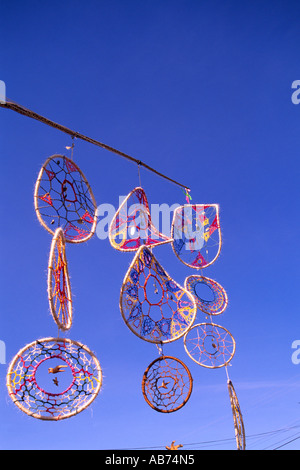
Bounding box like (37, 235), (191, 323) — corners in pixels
(66, 136), (75, 159)
(137, 161), (142, 187)
(225, 364), (230, 384)
(156, 342), (164, 357)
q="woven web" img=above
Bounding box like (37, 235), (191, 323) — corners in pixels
(171, 204), (221, 268)
(34, 155), (97, 243)
(227, 380), (246, 450)
(185, 275), (228, 316)
(120, 246), (196, 343)
(109, 187), (171, 251)
(184, 323), (235, 368)
(142, 356), (193, 413)
(7, 338), (102, 420)
(48, 228), (72, 331)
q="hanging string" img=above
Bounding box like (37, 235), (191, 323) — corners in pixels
(137, 161), (142, 187)
(65, 136), (75, 159)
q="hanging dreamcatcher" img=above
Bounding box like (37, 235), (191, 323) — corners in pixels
(109, 186), (172, 251)
(6, 337), (102, 420)
(227, 379), (246, 450)
(34, 154), (97, 243)
(120, 245), (197, 343)
(141, 355), (193, 413)
(171, 204), (221, 269)
(48, 227), (72, 331)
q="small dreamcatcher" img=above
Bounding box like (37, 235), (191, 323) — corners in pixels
(6, 337), (102, 420)
(142, 355), (193, 413)
(183, 322), (236, 369)
(48, 227), (72, 331)
(34, 154), (97, 243)
(185, 275), (228, 316)
(109, 187), (172, 251)
(171, 204), (221, 269)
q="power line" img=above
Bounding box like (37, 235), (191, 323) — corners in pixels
(0, 98), (190, 191)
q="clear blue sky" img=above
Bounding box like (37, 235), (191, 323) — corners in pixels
(1, 0), (300, 450)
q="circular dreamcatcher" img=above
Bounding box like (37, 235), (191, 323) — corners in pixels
(120, 245), (197, 343)
(184, 275), (228, 316)
(34, 154), (97, 243)
(142, 355), (193, 413)
(184, 322), (236, 369)
(227, 379), (246, 450)
(6, 337), (102, 420)
(171, 204), (221, 269)
(48, 227), (72, 331)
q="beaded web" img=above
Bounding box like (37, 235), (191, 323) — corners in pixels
(47, 228), (72, 331)
(34, 154), (97, 243)
(109, 187), (172, 251)
(171, 204), (221, 269)
(120, 245), (197, 343)
(184, 323), (235, 368)
(6, 337), (102, 420)
(185, 275), (228, 316)
(227, 380), (246, 450)
(142, 355), (193, 413)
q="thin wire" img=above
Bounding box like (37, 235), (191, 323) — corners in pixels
(0, 99), (190, 190)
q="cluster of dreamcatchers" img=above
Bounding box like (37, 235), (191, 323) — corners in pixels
(6, 152), (245, 449)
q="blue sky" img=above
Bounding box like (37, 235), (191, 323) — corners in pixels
(0, 0), (300, 450)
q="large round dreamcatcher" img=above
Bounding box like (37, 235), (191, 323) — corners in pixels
(34, 154), (97, 243)
(7, 337), (102, 420)
(142, 355), (193, 413)
(7, 152), (103, 421)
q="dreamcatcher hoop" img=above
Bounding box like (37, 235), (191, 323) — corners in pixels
(120, 245), (197, 343)
(142, 355), (193, 413)
(109, 187), (172, 252)
(171, 204), (221, 269)
(184, 275), (228, 316)
(184, 322), (236, 368)
(47, 227), (72, 331)
(227, 379), (246, 450)
(34, 154), (97, 243)
(6, 337), (102, 420)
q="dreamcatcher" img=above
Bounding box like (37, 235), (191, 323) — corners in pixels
(34, 154), (97, 243)
(120, 245), (197, 344)
(227, 379), (246, 450)
(7, 152), (103, 420)
(48, 227), (72, 331)
(171, 204), (221, 269)
(6, 337), (102, 420)
(109, 186), (172, 251)
(142, 355), (193, 413)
